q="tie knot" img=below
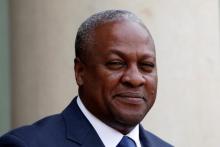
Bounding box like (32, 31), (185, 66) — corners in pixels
(117, 136), (136, 147)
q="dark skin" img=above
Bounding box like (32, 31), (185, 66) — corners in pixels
(75, 20), (157, 134)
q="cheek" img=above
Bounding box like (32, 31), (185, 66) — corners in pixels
(144, 75), (157, 97)
(100, 71), (123, 95)
(101, 69), (123, 84)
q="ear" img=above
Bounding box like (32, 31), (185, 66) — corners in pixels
(74, 57), (85, 86)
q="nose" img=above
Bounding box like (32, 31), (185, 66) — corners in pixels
(121, 65), (145, 87)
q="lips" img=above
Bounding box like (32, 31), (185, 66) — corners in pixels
(115, 92), (144, 98)
(113, 92), (145, 104)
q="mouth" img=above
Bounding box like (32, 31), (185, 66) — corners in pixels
(114, 92), (146, 104)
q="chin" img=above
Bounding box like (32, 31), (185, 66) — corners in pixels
(112, 116), (143, 135)
(116, 111), (147, 127)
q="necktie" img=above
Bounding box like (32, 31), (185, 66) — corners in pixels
(117, 136), (136, 147)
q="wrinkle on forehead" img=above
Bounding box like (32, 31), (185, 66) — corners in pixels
(93, 20), (155, 53)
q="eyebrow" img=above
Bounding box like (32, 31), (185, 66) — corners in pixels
(106, 48), (156, 60)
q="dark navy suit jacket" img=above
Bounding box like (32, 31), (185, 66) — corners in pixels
(0, 98), (173, 147)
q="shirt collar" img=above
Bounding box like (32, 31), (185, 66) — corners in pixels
(77, 96), (141, 147)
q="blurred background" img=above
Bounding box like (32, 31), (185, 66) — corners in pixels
(0, 0), (219, 146)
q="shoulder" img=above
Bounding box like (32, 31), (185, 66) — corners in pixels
(0, 114), (64, 147)
(140, 126), (173, 147)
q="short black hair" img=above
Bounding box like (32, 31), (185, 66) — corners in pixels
(75, 9), (150, 61)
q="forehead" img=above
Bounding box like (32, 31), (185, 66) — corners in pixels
(95, 20), (150, 39)
(91, 20), (155, 55)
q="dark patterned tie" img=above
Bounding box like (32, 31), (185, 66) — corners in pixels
(116, 136), (136, 147)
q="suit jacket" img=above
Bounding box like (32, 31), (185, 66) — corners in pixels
(0, 98), (173, 147)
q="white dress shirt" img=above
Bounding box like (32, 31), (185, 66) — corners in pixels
(77, 96), (142, 147)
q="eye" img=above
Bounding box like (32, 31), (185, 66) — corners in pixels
(139, 62), (155, 72)
(105, 60), (126, 70)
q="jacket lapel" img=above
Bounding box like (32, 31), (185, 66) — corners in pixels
(140, 125), (151, 147)
(62, 98), (105, 147)
(139, 125), (172, 147)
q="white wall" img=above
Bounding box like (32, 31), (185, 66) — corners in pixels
(10, 0), (220, 146)
(141, 1), (220, 147)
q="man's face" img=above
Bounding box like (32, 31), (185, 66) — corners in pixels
(75, 20), (157, 133)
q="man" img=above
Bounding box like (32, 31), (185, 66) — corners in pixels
(0, 10), (173, 147)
